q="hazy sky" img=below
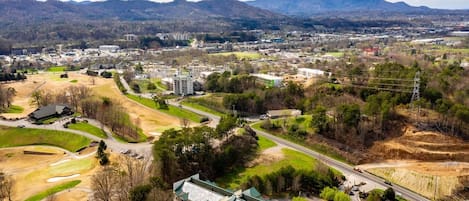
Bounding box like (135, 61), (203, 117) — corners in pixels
(54, 0), (469, 10)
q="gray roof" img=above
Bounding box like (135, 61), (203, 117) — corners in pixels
(174, 174), (265, 201)
(30, 104), (70, 120)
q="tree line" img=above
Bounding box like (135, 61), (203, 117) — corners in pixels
(32, 86), (142, 142)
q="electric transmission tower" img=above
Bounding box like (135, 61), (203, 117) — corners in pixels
(410, 71), (421, 118)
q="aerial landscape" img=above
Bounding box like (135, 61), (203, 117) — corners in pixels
(0, 0), (468, 201)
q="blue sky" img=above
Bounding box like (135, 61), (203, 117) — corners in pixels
(55, 0), (469, 9)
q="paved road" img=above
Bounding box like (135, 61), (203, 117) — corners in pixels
(251, 127), (430, 201)
(0, 118), (153, 157)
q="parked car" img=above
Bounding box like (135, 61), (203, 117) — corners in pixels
(136, 155), (144, 159)
(353, 167), (363, 173)
(120, 149), (131, 154)
(17, 125), (25, 128)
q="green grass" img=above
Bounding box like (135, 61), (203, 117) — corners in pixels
(150, 78), (169, 91)
(369, 189), (408, 201)
(0, 126), (91, 152)
(126, 94), (203, 123)
(68, 122), (107, 138)
(258, 135), (276, 152)
(217, 148), (318, 189)
(47, 66), (66, 72)
(70, 79), (78, 83)
(4, 105), (24, 113)
(251, 122), (349, 164)
(24, 180), (81, 201)
(133, 79), (164, 93)
(211, 52), (262, 60)
(181, 100), (224, 117)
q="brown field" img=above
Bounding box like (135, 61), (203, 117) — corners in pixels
(1, 72), (181, 136)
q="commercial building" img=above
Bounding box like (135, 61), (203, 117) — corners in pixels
(251, 73), (283, 88)
(297, 68), (327, 78)
(266, 109), (302, 119)
(173, 71), (194, 96)
(98, 45), (120, 53)
(173, 174), (265, 201)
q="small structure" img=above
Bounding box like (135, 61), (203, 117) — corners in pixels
(251, 73), (283, 88)
(266, 109), (302, 119)
(173, 174), (265, 201)
(29, 104), (73, 122)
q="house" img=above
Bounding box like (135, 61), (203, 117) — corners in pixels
(173, 174), (265, 201)
(29, 104), (73, 121)
(297, 68), (328, 79)
(266, 109), (301, 119)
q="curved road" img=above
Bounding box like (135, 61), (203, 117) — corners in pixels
(0, 118), (153, 157)
(251, 127), (430, 201)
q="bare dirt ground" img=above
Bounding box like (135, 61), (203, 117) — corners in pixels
(0, 146), (99, 201)
(362, 123), (469, 199)
(246, 144), (285, 168)
(1, 72), (181, 136)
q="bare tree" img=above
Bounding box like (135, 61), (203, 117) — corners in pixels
(180, 118), (190, 128)
(0, 172), (14, 201)
(92, 167), (118, 201)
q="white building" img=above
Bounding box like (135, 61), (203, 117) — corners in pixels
(173, 71), (194, 96)
(297, 68), (327, 78)
(98, 45), (120, 53)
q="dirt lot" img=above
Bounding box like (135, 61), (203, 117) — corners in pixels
(363, 161), (469, 199)
(1, 72), (181, 136)
(0, 146), (98, 201)
(362, 123), (469, 199)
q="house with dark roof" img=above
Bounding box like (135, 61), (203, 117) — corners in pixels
(29, 104), (73, 122)
(173, 174), (265, 201)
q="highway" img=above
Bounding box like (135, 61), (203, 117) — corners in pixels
(251, 127), (430, 201)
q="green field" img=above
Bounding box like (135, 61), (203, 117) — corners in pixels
(4, 105), (24, 113)
(150, 78), (169, 91)
(217, 148), (318, 189)
(24, 180), (81, 201)
(211, 52), (262, 60)
(0, 126), (91, 152)
(68, 122), (107, 138)
(47, 66), (67, 72)
(325, 52), (345, 58)
(181, 100), (225, 117)
(258, 135), (276, 152)
(70, 79), (78, 83)
(126, 94), (204, 123)
(133, 79), (164, 93)
(251, 122), (348, 163)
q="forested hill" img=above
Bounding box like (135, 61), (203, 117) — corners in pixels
(0, 0), (282, 23)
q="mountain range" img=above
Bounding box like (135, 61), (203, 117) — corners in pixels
(246, 0), (430, 16)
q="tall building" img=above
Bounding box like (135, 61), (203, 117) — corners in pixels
(173, 70), (194, 96)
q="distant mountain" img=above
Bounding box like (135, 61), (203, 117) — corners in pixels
(0, 0), (282, 23)
(246, 0), (430, 16)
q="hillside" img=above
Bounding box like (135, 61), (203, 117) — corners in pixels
(247, 0), (430, 16)
(0, 0), (281, 23)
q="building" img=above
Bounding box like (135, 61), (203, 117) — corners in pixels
(173, 71), (194, 96)
(29, 104), (73, 122)
(98, 45), (120, 53)
(173, 174), (265, 201)
(123, 34), (137, 41)
(266, 109), (302, 119)
(251, 73), (283, 88)
(297, 68), (327, 79)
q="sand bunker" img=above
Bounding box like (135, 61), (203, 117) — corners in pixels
(47, 174), (81, 183)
